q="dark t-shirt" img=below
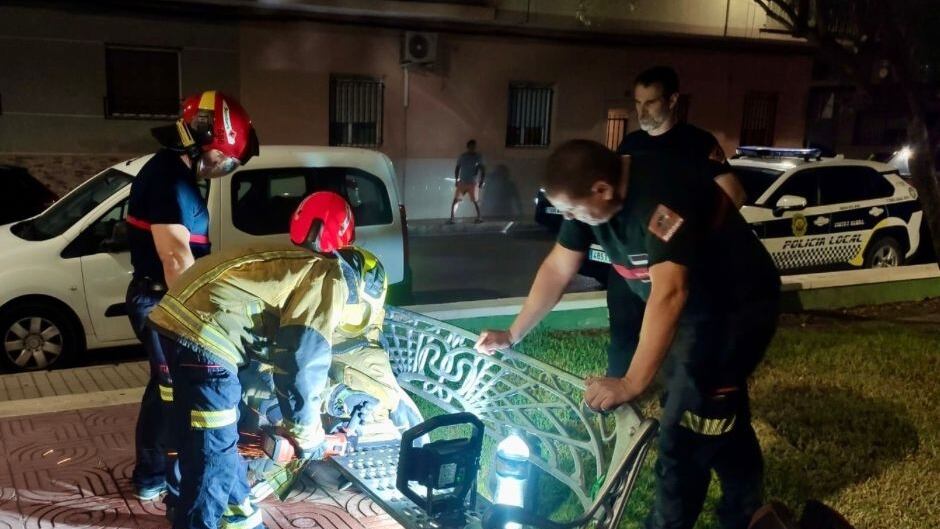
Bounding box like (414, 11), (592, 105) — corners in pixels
(558, 154), (779, 315)
(618, 122), (731, 182)
(127, 149), (211, 283)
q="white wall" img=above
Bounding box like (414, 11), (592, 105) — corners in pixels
(396, 157), (543, 219)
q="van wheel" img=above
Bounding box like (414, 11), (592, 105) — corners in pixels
(864, 236), (903, 268)
(0, 301), (79, 372)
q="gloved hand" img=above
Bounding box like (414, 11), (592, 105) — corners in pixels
(344, 397), (379, 436)
(326, 385), (377, 417)
(281, 423), (325, 460)
(289, 435), (324, 460)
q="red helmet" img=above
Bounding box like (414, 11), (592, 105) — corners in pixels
(290, 192), (355, 253)
(180, 91), (259, 166)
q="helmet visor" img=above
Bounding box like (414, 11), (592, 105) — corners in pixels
(196, 152), (241, 179)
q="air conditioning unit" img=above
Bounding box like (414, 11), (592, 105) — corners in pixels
(402, 32), (437, 65)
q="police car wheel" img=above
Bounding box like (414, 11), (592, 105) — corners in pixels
(863, 236), (903, 269)
(0, 301), (79, 372)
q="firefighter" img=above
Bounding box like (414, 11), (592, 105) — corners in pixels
(476, 140), (781, 529)
(237, 247), (423, 451)
(126, 91), (258, 501)
(147, 192), (366, 529)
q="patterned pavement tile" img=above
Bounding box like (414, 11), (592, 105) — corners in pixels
(0, 413), (89, 451)
(19, 494), (136, 529)
(5, 439), (100, 472)
(265, 502), (368, 529)
(12, 466), (121, 504)
(120, 492), (168, 529)
(79, 407), (138, 437)
(90, 433), (135, 467)
(0, 404), (401, 529)
(279, 473), (344, 506)
(344, 494), (392, 519)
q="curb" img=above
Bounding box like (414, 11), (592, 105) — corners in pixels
(407, 219), (546, 237)
(0, 387), (143, 418)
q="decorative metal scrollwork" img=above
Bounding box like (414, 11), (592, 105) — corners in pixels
(382, 306), (646, 514)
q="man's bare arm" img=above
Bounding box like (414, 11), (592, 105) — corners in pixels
(152, 224), (195, 289)
(475, 243), (584, 353)
(584, 260), (688, 410)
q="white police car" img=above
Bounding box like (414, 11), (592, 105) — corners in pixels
(734, 147), (923, 271)
(537, 146), (923, 276)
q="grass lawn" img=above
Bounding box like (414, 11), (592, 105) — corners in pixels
(505, 314), (940, 529)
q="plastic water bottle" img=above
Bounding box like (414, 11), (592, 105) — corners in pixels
(493, 432), (530, 529)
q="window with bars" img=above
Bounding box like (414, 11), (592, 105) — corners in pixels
(506, 84), (553, 148)
(329, 76), (384, 148)
(740, 92), (778, 146)
(105, 46), (180, 119)
(606, 110), (628, 150)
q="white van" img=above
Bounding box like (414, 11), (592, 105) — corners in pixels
(0, 146), (410, 371)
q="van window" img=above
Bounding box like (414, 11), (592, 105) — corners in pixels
(11, 169), (133, 242)
(61, 200), (128, 258)
(231, 167), (392, 236)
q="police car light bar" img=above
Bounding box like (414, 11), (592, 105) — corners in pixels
(735, 146), (822, 161)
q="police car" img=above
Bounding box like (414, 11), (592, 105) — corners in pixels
(733, 147), (922, 272)
(535, 146), (923, 277)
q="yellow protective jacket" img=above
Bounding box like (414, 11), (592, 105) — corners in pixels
(149, 244), (354, 445)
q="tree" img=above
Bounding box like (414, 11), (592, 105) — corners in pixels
(752, 0), (940, 261)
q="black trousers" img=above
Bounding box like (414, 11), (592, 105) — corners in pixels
(126, 279), (172, 490)
(606, 271), (779, 529)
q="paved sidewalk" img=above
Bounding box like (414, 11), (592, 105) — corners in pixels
(0, 403), (399, 529)
(0, 362), (148, 420)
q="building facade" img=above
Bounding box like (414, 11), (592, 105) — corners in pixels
(0, 1), (813, 219)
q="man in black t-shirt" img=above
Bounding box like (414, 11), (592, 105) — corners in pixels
(476, 140), (780, 529)
(606, 66), (748, 378)
(620, 66), (743, 206)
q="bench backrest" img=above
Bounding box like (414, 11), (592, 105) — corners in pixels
(382, 306), (657, 528)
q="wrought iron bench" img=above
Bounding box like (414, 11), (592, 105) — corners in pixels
(377, 306), (659, 529)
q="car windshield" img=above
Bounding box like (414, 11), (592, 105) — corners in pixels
(11, 169), (133, 241)
(733, 166), (784, 205)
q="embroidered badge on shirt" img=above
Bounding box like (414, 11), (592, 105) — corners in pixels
(648, 204), (685, 242)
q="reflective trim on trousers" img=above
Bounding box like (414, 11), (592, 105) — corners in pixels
(159, 384), (174, 403)
(220, 508), (263, 529)
(679, 410), (737, 436)
(224, 498), (254, 518)
(190, 408), (237, 429)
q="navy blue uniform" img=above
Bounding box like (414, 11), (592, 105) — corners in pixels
(559, 154), (779, 529)
(608, 123), (732, 376)
(148, 246), (356, 529)
(125, 148), (210, 499)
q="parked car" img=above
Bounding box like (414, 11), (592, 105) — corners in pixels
(0, 165), (58, 225)
(0, 146), (411, 372)
(534, 146), (923, 278)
